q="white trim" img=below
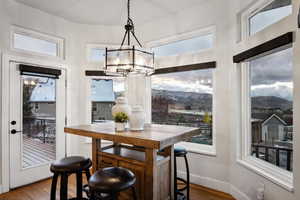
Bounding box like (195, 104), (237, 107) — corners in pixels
(177, 170), (251, 200)
(0, 185), (3, 194)
(262, 113), (287, 126)
(230, 185), (251, 200)
(10, 25), (65, 60)
(1, 53), (67, 193)
(237, 158), (293, 192)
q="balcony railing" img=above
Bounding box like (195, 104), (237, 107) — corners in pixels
(252, 143), (293, 171)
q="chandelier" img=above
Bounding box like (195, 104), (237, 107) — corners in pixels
(104, 0), (155, 76)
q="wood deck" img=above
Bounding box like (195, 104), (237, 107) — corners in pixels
(23, 136), (56, 168)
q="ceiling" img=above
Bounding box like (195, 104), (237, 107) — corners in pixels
(15, 0), (206, 26)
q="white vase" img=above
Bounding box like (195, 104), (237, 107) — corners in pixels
(129, 105), (145, 131)
(115, 122), (125, 132)
(112, 97), (131, 117)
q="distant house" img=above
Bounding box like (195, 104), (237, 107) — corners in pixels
(29, 78), (56, 117)
(261, 114), (287, 143)
(91, 79), (115, 122)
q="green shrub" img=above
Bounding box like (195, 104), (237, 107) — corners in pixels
(113, 112), (129, 123)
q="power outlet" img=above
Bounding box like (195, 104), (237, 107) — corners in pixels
(256, 183), (265, 200)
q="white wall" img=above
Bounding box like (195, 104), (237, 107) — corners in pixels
(0, 0), (299, 200)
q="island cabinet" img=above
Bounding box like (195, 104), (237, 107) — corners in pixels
(96, 144), (171, 200)
(64, 123), (199, 200)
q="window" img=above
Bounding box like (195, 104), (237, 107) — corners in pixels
(91, 78), (125, 123)
(11, 27), (64, 58)
(249, 48), (293, 172)
(152, 69), (213, 146)
(249, 0), (292, 35)
(88, 48), (105, 62)
(152, 34), (214, 57)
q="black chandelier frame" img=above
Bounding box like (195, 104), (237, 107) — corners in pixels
(104, 0), (155, 76)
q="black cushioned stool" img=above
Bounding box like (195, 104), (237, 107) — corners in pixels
(50, 156), (92, 200)
(174, 147), (190, 200)
(87, 167), (137, 200)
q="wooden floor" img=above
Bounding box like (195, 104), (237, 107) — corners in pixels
(23, 136), (56, 168)
(0, 175), (235, 200)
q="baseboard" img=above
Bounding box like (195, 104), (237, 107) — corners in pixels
(177, 170), (250, 200)
(177, 170), (230, 193)
(0, 184), (2, 194)
(230, 185), (251, 200)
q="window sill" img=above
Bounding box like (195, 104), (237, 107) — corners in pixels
(176, 141), (216, 157)
(237, 156), (293, 192)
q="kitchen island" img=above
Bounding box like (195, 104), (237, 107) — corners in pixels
(64, 122), (199, 200)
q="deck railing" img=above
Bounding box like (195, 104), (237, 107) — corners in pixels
(252, 143), (293, 171)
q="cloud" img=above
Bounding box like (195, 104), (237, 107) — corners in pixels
(152, 69), (213, 94)
(251, 82), (293, 100)
(250, 48), (293, 100)
(250, 48), (293, 85)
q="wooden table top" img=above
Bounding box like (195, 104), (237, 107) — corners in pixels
(64, 122), (199, 149)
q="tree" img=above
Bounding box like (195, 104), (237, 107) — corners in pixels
(203, 112), (212, 125)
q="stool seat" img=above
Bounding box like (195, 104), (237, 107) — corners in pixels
(50, 156), (92, 200)
(174, 146), (187, 157)
(50, 156), (92, 173)
(89, 167), (136, 193)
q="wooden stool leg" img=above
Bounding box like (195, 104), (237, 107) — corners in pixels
(184, 155), (190, 200)
(60, 173), (68, 200)
(76, 171), (83, 199)
(131, 187), (137, 200)
(50, 173), (59, 200)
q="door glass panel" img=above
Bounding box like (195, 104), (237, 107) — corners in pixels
(91, 78), (125, 123)
(22, 75), (56, 168)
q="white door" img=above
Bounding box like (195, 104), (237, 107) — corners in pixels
(9, 62), (66, 188)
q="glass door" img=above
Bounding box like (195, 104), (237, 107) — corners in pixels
(9, 62), (66, 188)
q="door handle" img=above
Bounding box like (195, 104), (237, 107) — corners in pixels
(11, 129), (22, 134)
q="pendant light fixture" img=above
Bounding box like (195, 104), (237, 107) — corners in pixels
(104, 0), (155, 76)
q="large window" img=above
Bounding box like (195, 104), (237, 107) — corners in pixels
(152, 34), (214, 57)
(152, 69), (213, 145)
(91, 78), (125, 123)
(249, 0), (292, 35)
(249, 48), (293, 172)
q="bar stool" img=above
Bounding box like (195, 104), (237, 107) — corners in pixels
(174, 146), (190, 200)
(50, 156), (92, 200)
(87, 167), (137, 200)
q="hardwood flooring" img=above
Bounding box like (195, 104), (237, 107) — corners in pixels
(0, 176), (235, 200)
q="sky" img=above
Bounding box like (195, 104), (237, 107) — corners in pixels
(250, 48), (293, 101)
(250, 4), (292, 35)
(152, 69), (213, 94)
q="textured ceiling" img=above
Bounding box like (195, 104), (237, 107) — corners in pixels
(15, 0), (206, 26)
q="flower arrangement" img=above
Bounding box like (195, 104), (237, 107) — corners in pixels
(114, 112), (129, 123)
